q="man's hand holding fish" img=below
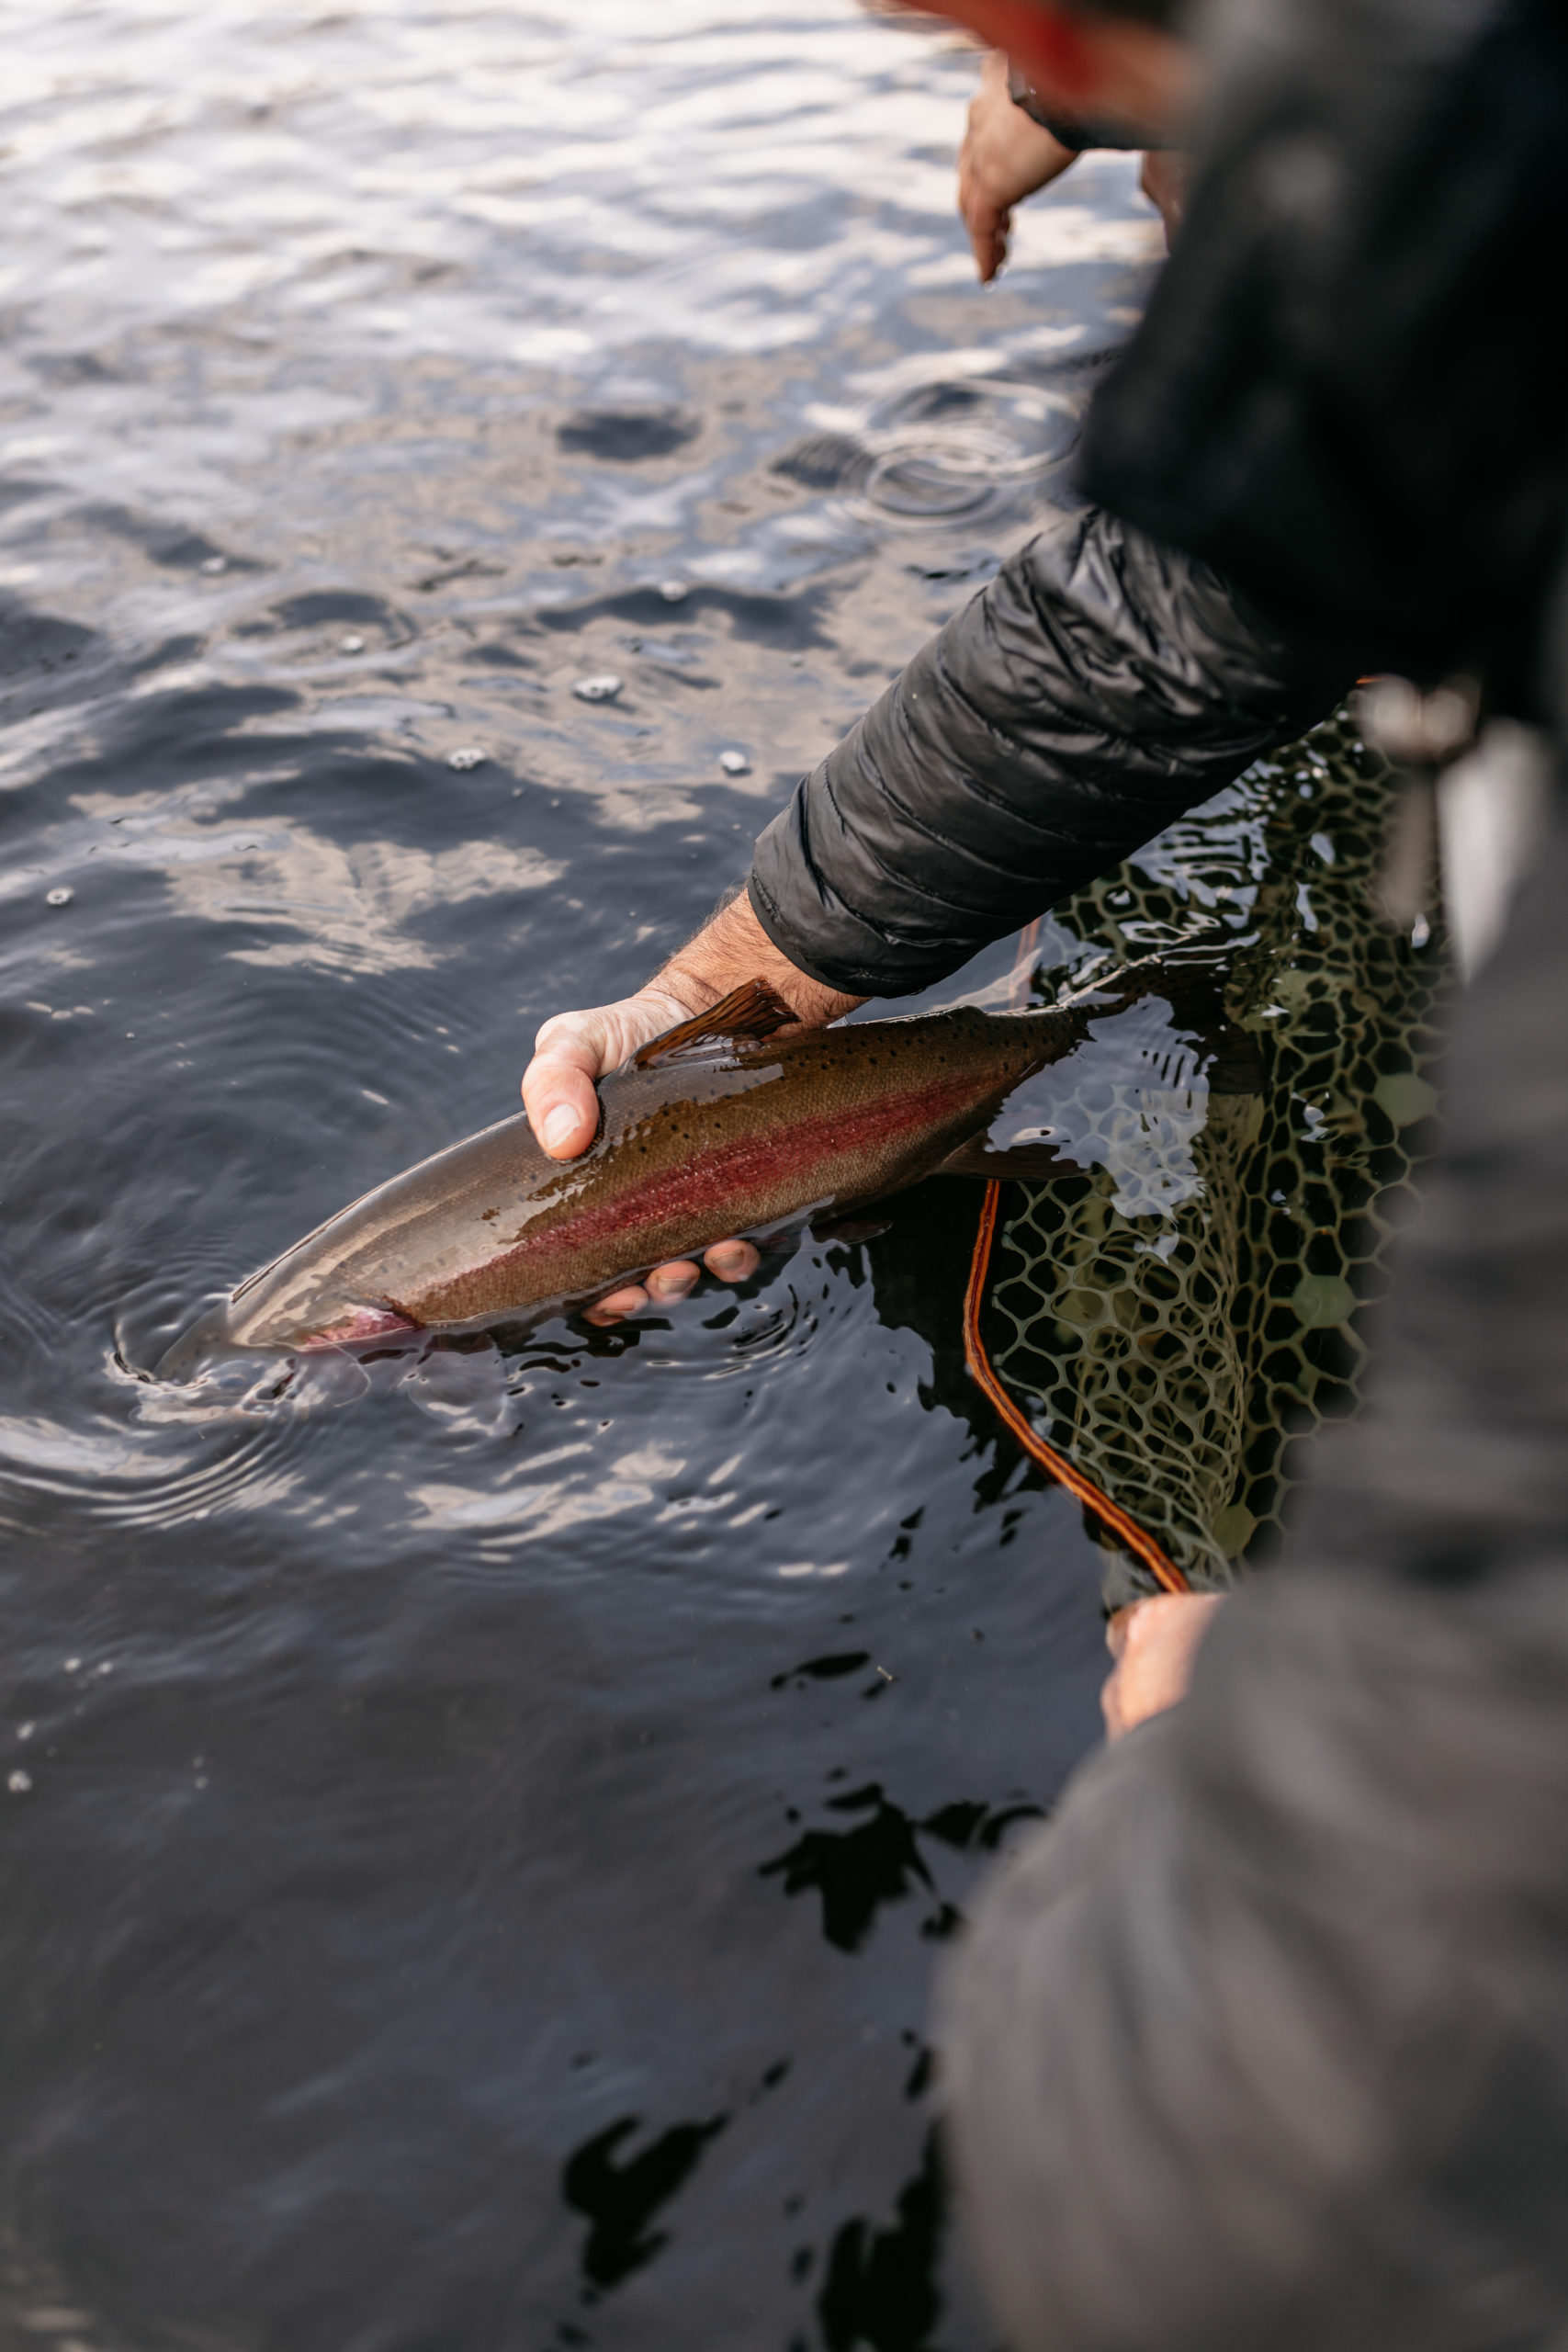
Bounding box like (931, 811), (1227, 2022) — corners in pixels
(522, 886), (863, 1324)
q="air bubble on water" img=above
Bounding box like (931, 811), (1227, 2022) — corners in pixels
(199, 555), (227, 576)
(340, 633), (366, 654)
(63, 1657), (81, 1673)
(659, 579), (688, 603)
(17, 1723), (34, 1741)
(447, 746), (487, 771)
(719, 749), (751, 776)
(1410, 912), (1431, 949)
(8, 1771), (31, 1794)
(572, 673), (623, 704)
(46, 888), (73, 908)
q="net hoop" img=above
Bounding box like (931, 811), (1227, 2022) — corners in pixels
(963, 1179), (1191, 1597)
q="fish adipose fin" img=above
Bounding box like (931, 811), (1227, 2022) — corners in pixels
(633, 977), (801, 1068)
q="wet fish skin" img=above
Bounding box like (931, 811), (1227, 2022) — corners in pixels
(187, 963), (1184, 1360)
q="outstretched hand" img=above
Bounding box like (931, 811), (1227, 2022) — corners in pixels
(521, 887), (865, 1327)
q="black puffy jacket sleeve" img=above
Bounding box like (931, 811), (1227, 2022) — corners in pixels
(746, 505), (1348, 998)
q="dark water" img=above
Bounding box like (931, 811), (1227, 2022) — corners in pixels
(0, 9), (1167, 2346)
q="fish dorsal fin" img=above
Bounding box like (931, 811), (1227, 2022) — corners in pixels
(632, 977), (800, 1069)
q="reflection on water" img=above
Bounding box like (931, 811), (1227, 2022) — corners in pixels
(759, 1781), (1042, 1954)
(565, 2109), (732, 2296)
(0, 1), (1165, 2343)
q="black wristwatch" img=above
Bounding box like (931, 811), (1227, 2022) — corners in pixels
(1006, 59), (1168, 153)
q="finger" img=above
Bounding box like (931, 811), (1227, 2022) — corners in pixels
(584, 1283), (649, 1328)
(523, 1008), (607, 1159)
(523, 1004), (619, 1158)
(1102, 1595), (1225, 1741)
(703, 1238), (761, 1283)
(522, 1054), (601, 1159)
(524, 989), (699, 1159)
(1105, 1600), (1145, 1662)
(1118, 1594), (1172, 1653)
(968, 204), (1009, 284)
(532, 1004), (612, 1073)
(646, 1261), (700, 1302)
(1123, 1592), (1217, 1654)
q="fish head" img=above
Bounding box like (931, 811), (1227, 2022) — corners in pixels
(224, 1261), (422, 1354)
(158, 1286), (421, 1374)
(154, 1297), (238, 1381)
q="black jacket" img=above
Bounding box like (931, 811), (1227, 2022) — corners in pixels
(748, 0), (1568, 1007)
(748, 506), (1346, 999)
(1081, 0), (1568, 694)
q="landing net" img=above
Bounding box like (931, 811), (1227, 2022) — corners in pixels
(970, 709), (1447, 1603)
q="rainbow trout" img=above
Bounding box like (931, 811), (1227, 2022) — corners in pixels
(168, 962), (1193, 1363)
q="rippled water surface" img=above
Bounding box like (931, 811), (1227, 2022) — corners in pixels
(0, 7), (1166, 2344)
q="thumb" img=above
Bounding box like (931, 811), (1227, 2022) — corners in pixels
(523, 1011), (612, 1159)
(969, 201), (1009, 283)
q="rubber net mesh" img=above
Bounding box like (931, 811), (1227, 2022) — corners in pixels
(982, 708), (1448, 1601)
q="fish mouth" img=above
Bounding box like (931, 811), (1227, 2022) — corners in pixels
(157, 1295), (422, 1374)
(299, 1303), (423, 1351)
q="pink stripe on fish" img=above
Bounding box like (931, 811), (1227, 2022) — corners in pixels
(505, 1069), (986, 1267)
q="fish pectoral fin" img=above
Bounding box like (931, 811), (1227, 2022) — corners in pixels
(632, 976), (802, 1068)
(936, 1136), (1081, 1180)
(810, 1211), (893, 1244)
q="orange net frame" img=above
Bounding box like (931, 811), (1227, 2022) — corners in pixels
(963, 1179), (1191, 1595)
